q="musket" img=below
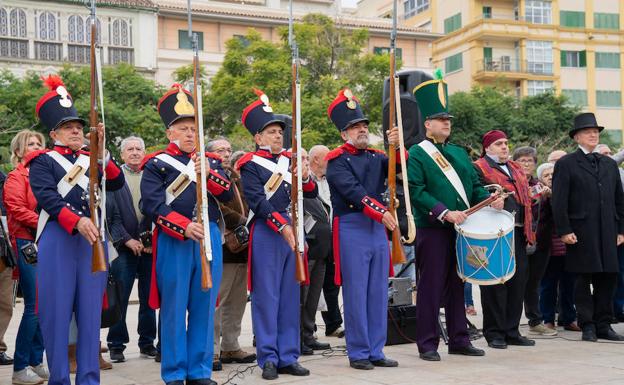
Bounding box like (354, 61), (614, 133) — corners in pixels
(88, 0), (107, 273)
(188, 0), (212, 290)
(387, 0), (406, 264)
(289, 0), (306, 283)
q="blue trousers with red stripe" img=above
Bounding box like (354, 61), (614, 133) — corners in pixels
(37, 221), (107, 385)
(338, 213), (389, 361)
(156, 221), (222, 383)
(251, 219), (300, 368)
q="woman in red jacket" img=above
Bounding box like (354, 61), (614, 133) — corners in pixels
(4, 129), (48, 385)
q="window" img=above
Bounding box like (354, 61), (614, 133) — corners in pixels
(527, 80), (553, 96)
(525, 1), (552, 24)
(560, 10), (585, 28)
(526, 40), (553, 74)
(179, 29), (204, 50)
(444, 13), (461, 34)
(445, 52), (463, 73)
(596, 90), (622, 107)
(562, 89), (588, 106)
(68, 15), (84, 43)
(112, 18), (131, 47)
(483, 6), (492, 19)
(596, 52), (620, 69)
(85, 16), (102, 45)
(560, 50), (586, 68)
(594, 13), (619, 30)
(0, 7), (28, 58)
(373, 46), (403, 60)
(234, 35), (250, 48)
(404, 0), (429, 19)
(38, 11), (57, 41)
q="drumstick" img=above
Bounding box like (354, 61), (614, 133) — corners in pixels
(464, 191), (514, 216)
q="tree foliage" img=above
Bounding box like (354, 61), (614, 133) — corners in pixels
(448, 85), (583, 160)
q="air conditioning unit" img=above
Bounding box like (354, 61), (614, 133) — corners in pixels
(500, 56), (511, 71)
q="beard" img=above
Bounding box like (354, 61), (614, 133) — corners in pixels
(352, 134), (369, 149)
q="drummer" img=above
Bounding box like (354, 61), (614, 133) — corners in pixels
(474, 130), (536, 349)
(407, 77), (504, 361)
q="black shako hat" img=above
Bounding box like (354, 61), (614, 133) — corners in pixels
(158, 83), (195, 129)
(327, 88), (369, 132)
(570, 112), (604, 138)
(241, 89), (285, 135)
(36, 75), (86, 132)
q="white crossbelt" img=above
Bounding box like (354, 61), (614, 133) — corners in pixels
(35, 152), (90, 242)
(246, 154), (291, 225)
(418, 140), (470, 208)
(155, 153), (197, 205)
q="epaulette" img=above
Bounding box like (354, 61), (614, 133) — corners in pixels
(23, 149), (50, 166)
(139, 150), (164, 170)
(205, 151), (223, 161)
(234, 152), (254, 171)
(325, 147), (344, 162)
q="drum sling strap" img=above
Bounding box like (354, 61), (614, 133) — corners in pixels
(418, 140), (470, 208)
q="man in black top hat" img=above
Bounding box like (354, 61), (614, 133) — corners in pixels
(552, 112), (624, 342)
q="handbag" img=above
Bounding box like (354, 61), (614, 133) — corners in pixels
(223, 183), (249, 253)
(101, 272), (122, 329)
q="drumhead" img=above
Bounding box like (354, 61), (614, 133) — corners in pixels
(455, 207), (515, 239)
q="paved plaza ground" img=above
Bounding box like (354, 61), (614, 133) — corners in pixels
(1, 288), (623, 385)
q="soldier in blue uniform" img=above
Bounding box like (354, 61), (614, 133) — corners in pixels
(140, 84), (233, 385)
(236, 89), (317, 381)
(325, 89), (401, 370)
(28, 75), (125, 385)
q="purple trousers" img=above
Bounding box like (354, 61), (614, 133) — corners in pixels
(37, 222), (107, 385)
(415, 227), (470, 353)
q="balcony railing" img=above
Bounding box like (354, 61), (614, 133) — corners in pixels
(68, 44), (90, 64)
(0, 37), (28, 59)
(476, 58), (553, 75)
(35, 41), (62, 61)
(109, 47), (134, 65)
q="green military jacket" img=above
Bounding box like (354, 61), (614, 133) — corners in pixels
(407, 140), (489, 228)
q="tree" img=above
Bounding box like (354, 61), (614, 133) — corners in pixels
(449, 85), (581, 160)
(0, 64), (166, 168)
(203, 14), (397, 149)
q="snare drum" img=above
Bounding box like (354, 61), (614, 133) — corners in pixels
(455, 207), (515, 285)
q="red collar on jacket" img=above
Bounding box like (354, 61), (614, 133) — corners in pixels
(53, 145), (85, 155)
(165, 142), (193, 158)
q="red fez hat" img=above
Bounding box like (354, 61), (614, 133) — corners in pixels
(481, 130), (507, 156)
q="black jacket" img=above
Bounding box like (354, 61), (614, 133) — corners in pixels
(106, 178), (151, 252)
(304, 195), (332, 261)
(552, 149), (624, 273)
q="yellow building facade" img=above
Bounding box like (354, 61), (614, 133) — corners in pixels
(400, 0), (624, 142)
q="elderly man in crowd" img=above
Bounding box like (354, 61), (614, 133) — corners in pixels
(308, 145), (345, 339)
(552, 113), (624, 342)
(107, 136), (158, 363)
(208, 138), (256, 371)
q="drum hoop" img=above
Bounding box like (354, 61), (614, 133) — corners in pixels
(455, 226), (513, 240)
(456, 229), (516, 284)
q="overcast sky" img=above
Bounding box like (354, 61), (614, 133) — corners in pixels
(342, 0), (358, 8)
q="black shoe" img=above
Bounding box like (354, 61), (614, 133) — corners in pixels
(301, 344), (313, 356)
(110, 350), (125, 363)
(448, 344), (485, 356)
(277, 362), (310, 376)
(419, 351), (441, 361)
(212, 359), (222, 371)
(262, 362), (278, 380)
(307, 340), (330, 351)
(615, 313), (624, 323)
(597, 327), (624, 341)
(166, 381), (184, 385)
(187, 379), (217, 385)
(582, 325), (598, 342)
(371, 358), (398, 367)
(487, 339), (507, 349)
(155, 351), (161, 363)
(349, 359), (374, 370)
(140, 345), (158, 358)
(0, 352), (13, 365)
(506, 336), (535, 346)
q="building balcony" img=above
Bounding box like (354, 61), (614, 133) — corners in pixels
(474, 58), (555, 80)
(0, 37), (28, 59)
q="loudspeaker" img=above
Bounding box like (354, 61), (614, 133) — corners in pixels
(382, 70), (433, 151)
(274, 114), (292, 149)
(386, 304), (417, 346)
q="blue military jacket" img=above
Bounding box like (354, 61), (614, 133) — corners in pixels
(326, 142), (405, 223)
(140, 142), (232, 240)
(236, 148), (317, 233)
(28, 145), (125, 235)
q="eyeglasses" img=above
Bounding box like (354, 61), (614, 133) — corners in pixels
(516, 159), (535, 164)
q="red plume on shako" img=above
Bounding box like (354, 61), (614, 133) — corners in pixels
(35, 75), (85, 132)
